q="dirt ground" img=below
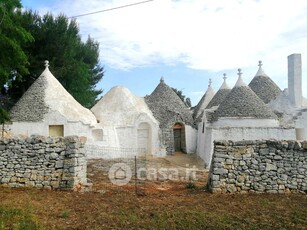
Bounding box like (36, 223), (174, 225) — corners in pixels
(87, 152), (208, 194)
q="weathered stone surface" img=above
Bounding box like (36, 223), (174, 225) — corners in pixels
(0, 136), (88, 191)
(209, 140), (306, 194)
(266, 163), (277, 171)
(248, 74), (281, 104)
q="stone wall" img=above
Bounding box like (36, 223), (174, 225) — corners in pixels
(0, 135), (90, 191)
(161, 128), (174, 153)
(209, 140), (307, 193)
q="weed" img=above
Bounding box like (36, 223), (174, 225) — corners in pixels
(186, 181), (197, 189)
(291, 210), (304, 224)
(60, 210), (69, 219)
(0, 203), (43, 230)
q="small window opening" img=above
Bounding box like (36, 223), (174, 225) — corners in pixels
(49, 125), (64, 137)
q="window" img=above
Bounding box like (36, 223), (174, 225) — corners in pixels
(49, 125), (64, 137)
(92, 129), (103, 141)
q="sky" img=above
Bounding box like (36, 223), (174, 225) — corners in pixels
(21, 0), (307, 106)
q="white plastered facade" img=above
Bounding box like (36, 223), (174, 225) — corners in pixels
(9, 66), (97, 139)
(87, 86), (162, 159)
(197, 119), (296, 168)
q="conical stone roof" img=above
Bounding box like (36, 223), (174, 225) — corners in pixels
(145, 77), (195, 128)
(91, 86), (156, 126)
(212, 69), (278, 121)
(193, 79), (215, 122)
(10, 61), (97, 125)
(248, 61), (281, 104)
(206, 74), (231, 109)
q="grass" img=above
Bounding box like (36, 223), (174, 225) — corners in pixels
(0, 202), (43, 230)
(59, 210), (69, 219)
(0, 187), (306, 230)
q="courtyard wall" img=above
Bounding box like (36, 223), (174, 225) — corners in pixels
(0, 135), (89, 191)
(209, 140), (307, 193)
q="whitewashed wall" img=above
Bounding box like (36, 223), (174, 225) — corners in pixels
(9, 111), (94, 140)
(294, 109), (307, 140)
(86, 113), (165, 159)
(184, 125), (197, 154)
(211, 118), (279, 127)
(197, 126), (296, 169)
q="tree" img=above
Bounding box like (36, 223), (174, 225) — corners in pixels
(9, 11), (103, 108)
(172, 88), (192, 108)
(0, 0), (33, 88)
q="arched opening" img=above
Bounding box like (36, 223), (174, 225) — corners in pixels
(173, 123), (186, 152)
(137, 122), (151, 155)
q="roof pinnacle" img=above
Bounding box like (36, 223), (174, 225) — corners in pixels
(220, 73), (229, 90)
(238, 68), (242, 77)
(255, 60), (268, 77)
(44, 60), (49, 68)
(160, 76), (164, 83)
(234, 68), (246, 87)
(209, 78), (212, 87)
(258, 60), (262, 67)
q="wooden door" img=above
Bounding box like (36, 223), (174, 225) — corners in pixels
(173, 129), (181, 151)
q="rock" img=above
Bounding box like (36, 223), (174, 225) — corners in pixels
(50, 152), (59, 160)
(266, 163), (277, 171)
(213, 168), (228, 175)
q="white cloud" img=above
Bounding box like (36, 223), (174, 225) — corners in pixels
(35, 0), (307, 93)
(41, 1), (306, 65)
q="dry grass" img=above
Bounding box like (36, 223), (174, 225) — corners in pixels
(0, 186), (306, 229)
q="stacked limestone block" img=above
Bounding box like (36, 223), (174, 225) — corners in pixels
(209, 140), (307, 193)
(0, 135), (90, 191)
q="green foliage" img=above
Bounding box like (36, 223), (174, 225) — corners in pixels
(0, 204), (43, 230)
(0, 106), (10, 124)
(59, 210), (69, 219)
(8, 11), (103, 108)
(172, 87), (192, 107)
(185, 181), (197, 189)
(0, 0), (33, 88)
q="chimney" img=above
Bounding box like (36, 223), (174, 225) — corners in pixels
(288, 54), (302, 107)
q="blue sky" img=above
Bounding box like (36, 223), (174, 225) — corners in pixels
(21, 0), (307, 106)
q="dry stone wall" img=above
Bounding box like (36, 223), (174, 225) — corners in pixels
(0, 135), (90, 191)
(209, 140), (307, 193)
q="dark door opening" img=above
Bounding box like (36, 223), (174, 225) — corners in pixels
(174, 129), (181, 151)
(173, 123), (186, 152)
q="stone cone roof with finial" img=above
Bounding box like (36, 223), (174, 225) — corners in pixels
(211, 69), (278, 122)
(10, 61), (97, 125)
(145, 77), (195, 128)
(193, 79), (215, 122)
(206, 74), (231, 109)
(249, 61), (281, 104)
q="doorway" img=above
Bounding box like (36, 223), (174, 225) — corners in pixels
(173, 123), (186, 152)
(137, 122), (151, 155)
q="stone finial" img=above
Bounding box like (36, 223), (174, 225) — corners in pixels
(220, 73), (229, 90)
(234, 68), (246, 87)
(160, 76), (164, 83)
(258, 60), (262, 67)
(255, 60), (268, 77)
(238, 68), (242, 77)
(209, 78), (212, 87)
(44, 60), (49, 68)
